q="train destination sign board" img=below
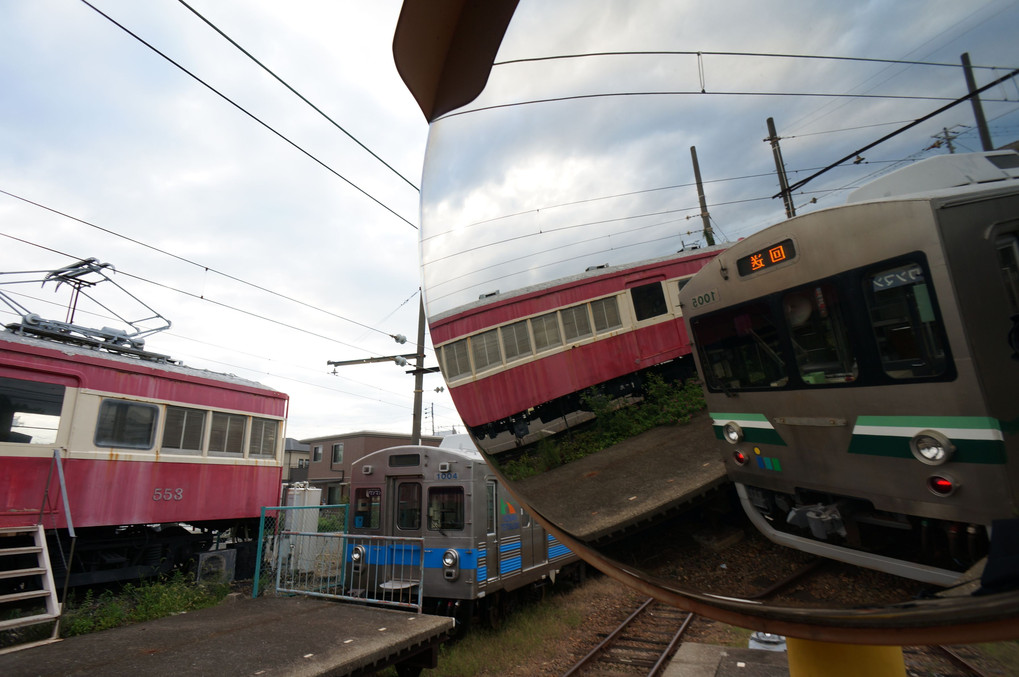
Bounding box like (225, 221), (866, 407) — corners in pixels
(737, 239), (797, 277)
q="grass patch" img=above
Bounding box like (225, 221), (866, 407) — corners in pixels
(500, 377), (706, 481)
(417, 597), (584, 676)
(61, 571), (231, 637)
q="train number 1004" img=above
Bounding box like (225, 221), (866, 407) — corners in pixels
(152, 488), (184, 501)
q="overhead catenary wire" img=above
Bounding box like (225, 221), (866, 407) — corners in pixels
(0, 186), (418, 348)
(176, 0), (420, 193)
(0, 230), (433, 359)
(78, 0), (418, 231)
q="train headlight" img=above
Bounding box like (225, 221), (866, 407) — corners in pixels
(722, 422), (744, 444)
(909, 430), (954, 466)
(442, 548), (460, 581)
(351, 544), (366, 571)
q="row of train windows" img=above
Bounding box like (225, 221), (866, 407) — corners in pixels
(352, 485), (465, 531)
(439, 278), (686, 381)
(0, 375), (278, 457)
(692, 255), (952, 390)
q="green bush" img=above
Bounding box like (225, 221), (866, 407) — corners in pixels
(61, 572), (231, 637)
(503, 378), (706, 481)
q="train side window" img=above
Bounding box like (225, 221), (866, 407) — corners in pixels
(997, 234), (1019, 314)
(691, 301), (788, 391)
(209, 411), (246, 455)
(428, 486), (465, 530)
(249, 418), (279, 458)
(561, 304), (593, 341)
(162, 406), (205, 454)
(630, 281), (668, 321)
(864, 262), (949, 379)
(354, 487), (381, 529)
(0, 376), (64, 445)
(95, 399), (158, 449)
(441, 339), (472, 379)
(501, 320), (532, 362)
(591, 296), (622, 332)
(471, 328), (503, 372)
(782, 284), (857, 385)
(396, 482), (421, 530)
(531, 312), (563, 353)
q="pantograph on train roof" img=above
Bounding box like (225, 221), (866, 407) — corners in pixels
(0, 257), (173, 362)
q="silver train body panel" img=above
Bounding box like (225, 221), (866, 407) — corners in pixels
(345, 444), (576, 604)
(679, 151), (1019, 584)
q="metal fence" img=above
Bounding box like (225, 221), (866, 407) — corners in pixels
(252, 504), (424, 612)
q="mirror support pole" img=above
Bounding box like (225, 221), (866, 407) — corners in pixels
(786, 638), (906, 677)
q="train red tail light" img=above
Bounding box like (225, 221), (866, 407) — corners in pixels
(927, 475), (956, 497)
(732, 450), (748, 466)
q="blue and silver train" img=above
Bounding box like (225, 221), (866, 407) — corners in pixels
(344, 441), (578, 624)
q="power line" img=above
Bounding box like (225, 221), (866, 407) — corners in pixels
(78, 0), (418, 230)
(176, 0), (419, 193)
(0, 230), (428, 358)
(0, 186), (414, 346)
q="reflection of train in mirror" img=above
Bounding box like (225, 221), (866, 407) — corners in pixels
(428, 246), (727, 451)
(0, 326), (288, 586)
(345, 442), (578, 624)
(680, 151), (1019, 586)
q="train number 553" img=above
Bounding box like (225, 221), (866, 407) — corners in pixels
(152, 488), (184, 501)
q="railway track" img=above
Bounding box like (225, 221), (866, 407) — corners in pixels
(562, 597), (692, 676)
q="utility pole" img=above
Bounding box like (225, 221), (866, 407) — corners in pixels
(927, 127), (959, 154)
(689, 146), (715, 246)
(766, 117), (796, 218)
(961, 52), (994, 151)
(326, 293), (438, 445)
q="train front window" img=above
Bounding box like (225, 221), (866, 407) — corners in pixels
(396, 482), (421, 530)
(865, 262), (948, 379)
(692, 301), (787, 391)
(354, 487), (381, 529)
(162, 406), (205, 454)
(783, 285), (857, 384)
(428, 487), (465, 531)
(0, 376), (64, 445)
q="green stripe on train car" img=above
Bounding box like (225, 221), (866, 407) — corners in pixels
(849, 415), (1006, 464)
(710, 412), (787, 447)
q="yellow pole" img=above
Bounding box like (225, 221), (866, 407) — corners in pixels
(786, 638), (906, 677)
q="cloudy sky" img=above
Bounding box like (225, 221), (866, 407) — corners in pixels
(420, 0), (1019, 315)
(2, 1), (1018, 441)
(1, 0), (453, 440)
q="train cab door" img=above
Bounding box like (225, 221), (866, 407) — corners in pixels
(388, 478), (423, 537)
(387, 478), (423, 586)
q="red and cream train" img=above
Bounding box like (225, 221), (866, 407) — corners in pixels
(0, 327), (288, 585)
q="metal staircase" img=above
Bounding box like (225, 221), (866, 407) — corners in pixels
(0, 525), (62, 653)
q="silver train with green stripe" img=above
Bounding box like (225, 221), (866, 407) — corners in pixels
(680, 151), (1019, 586)
(345, 441), (579, 625)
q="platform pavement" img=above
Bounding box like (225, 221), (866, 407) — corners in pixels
(0, 595), (453, 677)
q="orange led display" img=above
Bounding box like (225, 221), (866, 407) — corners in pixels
(737, 238), (796, 277)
